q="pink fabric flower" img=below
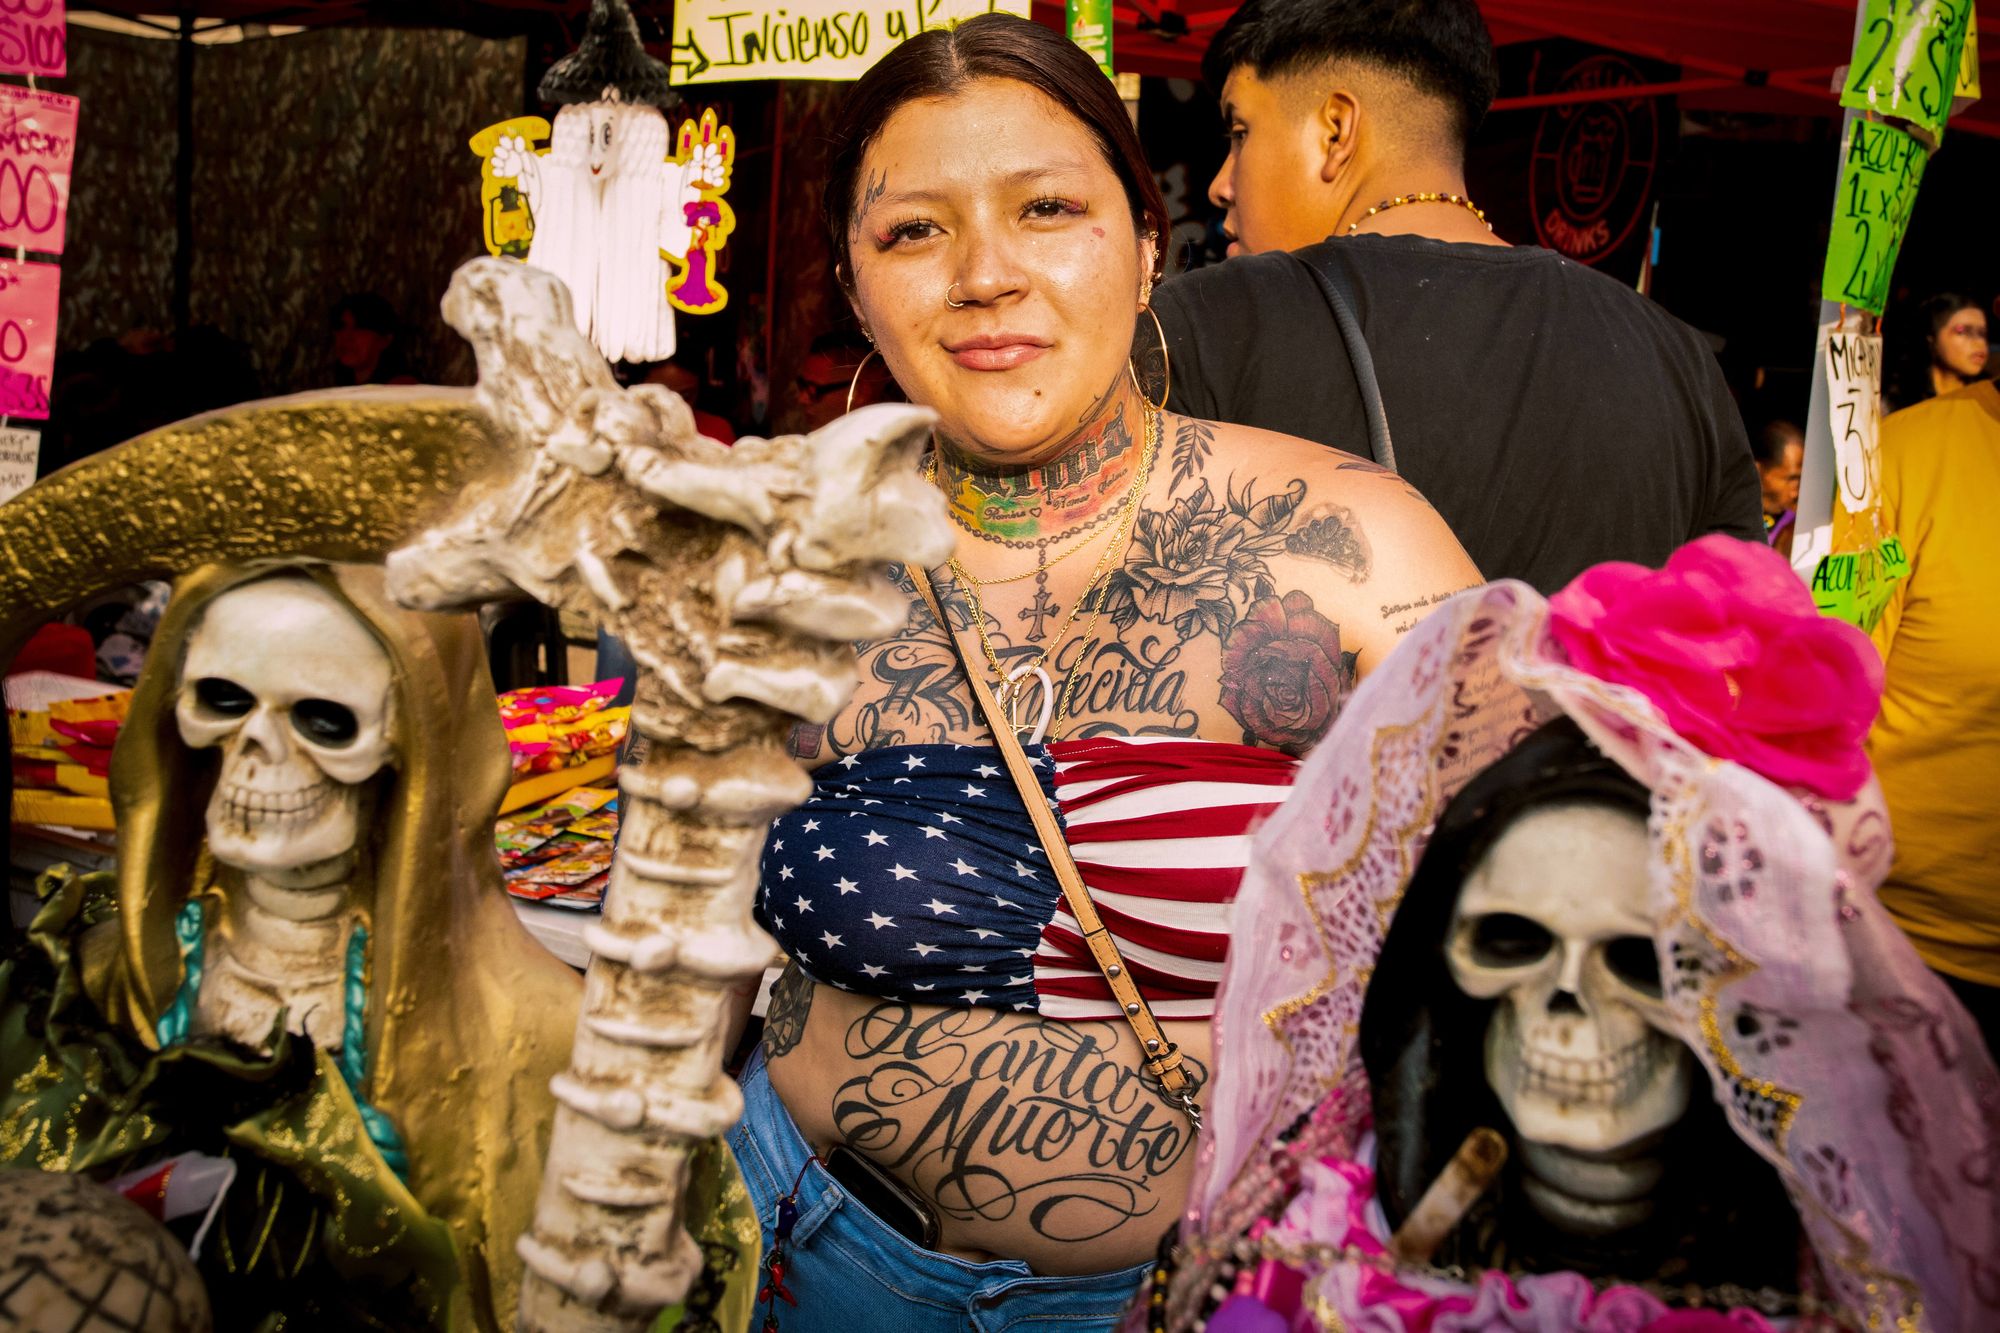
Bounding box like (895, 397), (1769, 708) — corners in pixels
(1548, 536), (1882, 800)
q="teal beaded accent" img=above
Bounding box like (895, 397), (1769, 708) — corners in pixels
(338, 921), (410, 1179)
(153, 898), (408, 1181)
(153, 899), (207, 1048)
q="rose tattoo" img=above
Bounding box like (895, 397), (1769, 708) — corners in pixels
(1218, 591), (1357, 754)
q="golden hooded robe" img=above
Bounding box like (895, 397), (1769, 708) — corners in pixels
(10, 561), (582, 1330)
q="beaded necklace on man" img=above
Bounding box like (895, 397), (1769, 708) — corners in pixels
(926, 407), (1161, 738)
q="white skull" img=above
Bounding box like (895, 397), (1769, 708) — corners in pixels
(174, 578), (396, 882)
(1444, 801), (1694, 1233)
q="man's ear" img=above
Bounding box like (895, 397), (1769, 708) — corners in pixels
(1317, 87), (1363, 182)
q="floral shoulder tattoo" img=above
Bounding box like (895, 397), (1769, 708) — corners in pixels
(1100, 456), (1362, 755)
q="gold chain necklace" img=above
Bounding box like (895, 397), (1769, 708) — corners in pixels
(941, 408), (1159, 737)
(1345, 191), (1491, 236)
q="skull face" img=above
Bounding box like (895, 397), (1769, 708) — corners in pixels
(174, 578), (396, 882)
(1445, 801), (1694, 1228)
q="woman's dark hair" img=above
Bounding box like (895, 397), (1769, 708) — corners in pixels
(822, 14), (1169, 288)
(1886, 290), (1985, 408)
(1919, 290), (1981, 350)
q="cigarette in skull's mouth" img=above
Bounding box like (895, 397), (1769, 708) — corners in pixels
(1389, 1127), (1509, 1263)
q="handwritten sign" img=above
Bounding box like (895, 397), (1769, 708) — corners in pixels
(0, 258), (58, 419)
(1820, 327), (1884, 513)
(1822, 118), (1928, 315)
(0, 424), (36, 500)
(670, 0), (1029, 85)
(0, 86), (74, 255)
(1839, 0), (1972, 137)
(0, 0), (65, 80)
(1807, 535), (1910, 630)
(0, 422), (35, 499)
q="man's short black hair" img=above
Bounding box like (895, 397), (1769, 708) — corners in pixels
(1203, 0), (1500, 148)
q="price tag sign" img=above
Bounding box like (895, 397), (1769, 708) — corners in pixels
(0, 0), (65, 80)
(1807, 537), (1909, 630)
(0, 86), (76, 255)
(0, 423), (36, 501)
(1821, 118), (1928, 315)
(1839, 0), (1973, 137)
(0, 258), (59, 420)
(1819, 326), (1884, 513)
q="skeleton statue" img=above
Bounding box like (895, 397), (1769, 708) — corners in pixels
(1444, 801), (1694, 1237)
(0, 245), (948, 1329)
(1360, 717), (1800, 1289)
(387, 256), (954, 1332)
(173, 577), (397, 1053)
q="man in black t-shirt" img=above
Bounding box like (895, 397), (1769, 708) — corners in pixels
(1152, 0), (1762, 592)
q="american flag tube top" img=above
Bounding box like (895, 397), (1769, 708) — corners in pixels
(753, 737), (1299, 1021)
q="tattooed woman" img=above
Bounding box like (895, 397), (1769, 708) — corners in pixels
(733, 15), (1479, 1329)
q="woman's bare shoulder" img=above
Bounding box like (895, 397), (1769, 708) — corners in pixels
(1173, 414), (1444, 522)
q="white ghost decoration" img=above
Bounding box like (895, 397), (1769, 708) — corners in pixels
(492, 97), (715, 364)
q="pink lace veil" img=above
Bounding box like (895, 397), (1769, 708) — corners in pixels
(1179, 578), (2000, 1330)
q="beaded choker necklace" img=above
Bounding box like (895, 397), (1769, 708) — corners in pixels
(1345, 191), (1491, 236)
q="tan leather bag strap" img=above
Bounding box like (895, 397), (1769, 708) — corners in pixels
(914, 569), (1202, 1128)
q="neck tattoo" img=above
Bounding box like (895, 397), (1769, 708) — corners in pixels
(933, 387), (1145, 645)
(935, 392), (1139, 546)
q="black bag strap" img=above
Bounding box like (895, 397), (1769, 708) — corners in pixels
(1294, 249), (1397, 474)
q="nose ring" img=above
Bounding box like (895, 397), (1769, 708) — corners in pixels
(945, 283), (969, 309)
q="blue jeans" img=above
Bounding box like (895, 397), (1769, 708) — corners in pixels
(729, 1048), (1152, 1332)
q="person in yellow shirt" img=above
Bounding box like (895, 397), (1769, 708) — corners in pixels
(1860, 379), (2000, 1054)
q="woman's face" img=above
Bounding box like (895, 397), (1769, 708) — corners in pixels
(845, 78), (1153, 465)
(1932, 305), (1990, 380)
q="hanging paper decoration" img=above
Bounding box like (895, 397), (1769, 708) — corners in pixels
(466, 0), (735, 363)
(666, 108), (735, 316)
(0, 258), (60, 420)
(0, 86), (77, 256)
(0, 0), (66, 80)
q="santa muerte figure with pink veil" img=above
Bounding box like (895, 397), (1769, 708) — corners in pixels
(1147, 537), (2000, 1332)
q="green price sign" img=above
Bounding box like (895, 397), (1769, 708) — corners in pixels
(1066, 0), (1112, 76)
(1808, 535), (1910, 630)
(1822, 118), (1929, 315)
(1839, 0), (1973, 137)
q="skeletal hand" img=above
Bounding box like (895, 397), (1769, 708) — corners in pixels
(491, 133), (542, 199)
(686, 142), (726, 189)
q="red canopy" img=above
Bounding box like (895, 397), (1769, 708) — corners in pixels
(1055, 0), (2000, 138)
(75, 1), (1999, 137)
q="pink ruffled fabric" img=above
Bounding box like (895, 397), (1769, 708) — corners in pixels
(1240, 1158), (1776, 1333)
(1547, 535), (1881, 800)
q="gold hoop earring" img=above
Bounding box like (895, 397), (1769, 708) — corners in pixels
(1128, 304), (1170, 413)
(846, 348), (880, 415)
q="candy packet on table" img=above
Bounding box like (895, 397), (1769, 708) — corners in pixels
(568, 808), (621, 840)
(497, 679), (623, 730)
(541, 872), (610, 910)
(504, 841), (614, 887)
(499, 830), (598, 872)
